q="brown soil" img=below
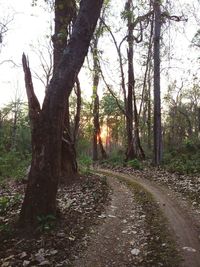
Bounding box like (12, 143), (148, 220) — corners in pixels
(0, 174), (110, 266)
(99, 168), (200, 267)
(73, 176), (147, 267)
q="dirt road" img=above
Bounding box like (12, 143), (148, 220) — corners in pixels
(98, 169), (200, 267)
(73, 176), (147, 267)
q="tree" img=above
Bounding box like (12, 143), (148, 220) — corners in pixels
(125, 0), (146, 160)
(0, 14), (13, 49)
(153, 0), (162, 165)
(19, 0), (104, 227)
(152, 0), (185, 164)
(52, 0), (79, 183)
(91, 6), (108, 161)
(100, 92), (125, 150)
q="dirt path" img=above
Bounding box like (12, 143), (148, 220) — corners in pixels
(98, 169), (200, 267)
(73, 176), (147, 267)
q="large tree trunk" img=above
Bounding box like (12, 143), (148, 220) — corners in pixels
(153, 0), (162, 165)
(19, 0), (103, 227)
(53, 0), (78, 183)
(52, 0), (76, 70)
(60, 97), (78, 184)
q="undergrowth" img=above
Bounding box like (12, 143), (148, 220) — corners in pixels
(163, 141), (200, 175)
(0, 150), (31, 182)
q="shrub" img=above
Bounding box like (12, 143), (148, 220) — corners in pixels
(0, 150), (31, 181)
(78, 155), (93, 174)
(0, 196), (10, 215)
(164, 149), (200, 175)
(105, 149), (124, 167)
(127, 159), (142, 170)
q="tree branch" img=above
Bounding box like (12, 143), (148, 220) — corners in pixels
(22, 53), (41, 121)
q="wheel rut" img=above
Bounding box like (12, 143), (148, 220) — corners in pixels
(98, 168), (200, 267)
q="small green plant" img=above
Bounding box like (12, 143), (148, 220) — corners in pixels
(0, 196), (10, 215)
(0, 223), (12, 237)
(78, 155), (92, 174)
(37, 214), (56, 232)
(105, 149), (124, 167)
(127, 159), (142, 170)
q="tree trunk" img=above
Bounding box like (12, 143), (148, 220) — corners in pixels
(52, 0), (76, 71)
(92, 36), (107, 161)
(60, 97), (78, 184)
(198, 107), (200, 135)
(125, 0), (145, 160)
(153, 0), (162, 165)
(11, 103), (18, 150)
(147, 65), (152, 150)
(19, 0), (103, 227)
(53, 0), (78, 183)
(73, 78), (81, 142)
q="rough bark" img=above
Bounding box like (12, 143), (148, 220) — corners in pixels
(153, 0), (162, 165)
(125, 0), (145, 161)
(19, 0), (103, 227)
(53, 0), (78, 183)
(52, 0), (76, 72)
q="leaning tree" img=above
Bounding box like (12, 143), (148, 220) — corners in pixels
(19, 0), (104, 227)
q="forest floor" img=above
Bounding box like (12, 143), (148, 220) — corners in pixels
(0, 166), (200, 266)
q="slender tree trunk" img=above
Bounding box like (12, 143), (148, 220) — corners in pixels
(92, 36), (107, 161)
(73, 78), (81, 142)
(153, 0), (162, 165)
(125, 0), (145, 160)
(11, 104), (18, 150)
(147, 65), (152, 150)
(198, 107), (200, 135)
(19, 0), (103, 227)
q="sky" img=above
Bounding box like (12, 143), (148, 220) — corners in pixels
(0, 0), (199, 108)
(0, 0), (51, 106)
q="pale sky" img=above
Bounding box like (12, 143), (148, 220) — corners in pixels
(0, 0), (199, 108)
(0, 0), (51, 106)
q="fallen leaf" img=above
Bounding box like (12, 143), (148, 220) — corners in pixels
(131, 248), (140, 256)
(23, 260), (30, 267)
(182, 247), (196, 252)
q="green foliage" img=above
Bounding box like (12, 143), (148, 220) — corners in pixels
(0, 223), (12, 237)
(101, 149), (124, 167)
(127, 159), (142, 170)
(164, 141), (200, 174)
(0, 150), (31, 181)
(0, 101), (31, 181)
(0, 193), (22, 215)
(0, 196), (10, 215)
(37, 214), (56, 232)
(78, 155), (92, 174)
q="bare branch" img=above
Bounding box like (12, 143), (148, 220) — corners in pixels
(22, 53), (41, 121)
